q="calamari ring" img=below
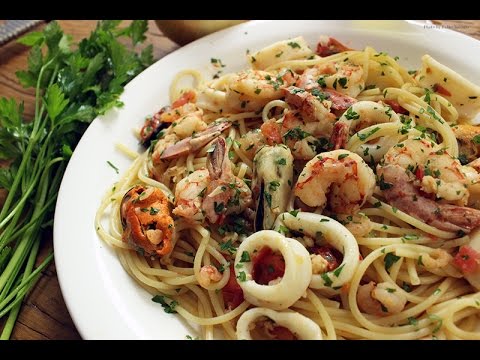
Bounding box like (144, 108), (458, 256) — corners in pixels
(234, 230), (312, 310)
(274, 212), (360, 290)
(236, 307), (322, 340)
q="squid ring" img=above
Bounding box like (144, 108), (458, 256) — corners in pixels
(274, 212), (360, 290)
(236, 307), (322, 340)
(234, 230), (312, 310)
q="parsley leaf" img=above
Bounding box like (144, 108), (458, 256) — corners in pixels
(152, 295), (178, 314)
(384, 252), (400, 273)
(240, 251), (251, 263)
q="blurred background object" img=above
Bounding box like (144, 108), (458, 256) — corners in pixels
(155, 20), (247, 45)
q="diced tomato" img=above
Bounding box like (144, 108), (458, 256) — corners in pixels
(415, 166), (424, 181)
(260, 120), (282, 145)
(311, 246), (343, 271)
(433, 84), (452, 97)
(323, 89), (357, 111)
(222, 265), (244, 310)
(252, 247), (285, 285)
(384, 100), (409, 115)
(270, 326), (296, 340)
(453, 245), (480, 274)
(171, 90), (196, 109)
(316, 37), (351, 57)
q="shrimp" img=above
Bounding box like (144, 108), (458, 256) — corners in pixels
(236, 129), (266, 161)
(201, 137), (253, 224)
(173, 169), (210, 224)
(283, 87), (336, 124)
(420, 249), (452, 270)
(331, 100), (401, 150)
(198, 265), (222, 288)
(225, 69), (295, 113)
(120, 185), (174, 257)
(294, 150), (376, 214)
(260, 108), (333, 161)
(452, 124), (480, 163)
(157, 121), (231, 161)
(377, 165), (480, 233)
(335, 213), (373, 237)
(383, 138), (472, 205)
(297, 61), (365, 98)
(316, 36), (351, 57)
(378, 138), (480, 232)
(357, 281), (407, 316)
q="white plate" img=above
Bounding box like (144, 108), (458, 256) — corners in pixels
(54, 20), (480, 340)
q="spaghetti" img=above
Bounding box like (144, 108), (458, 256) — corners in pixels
(96, 35), (480, 340)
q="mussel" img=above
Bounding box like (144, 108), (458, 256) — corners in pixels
(120, 185), (174, 257)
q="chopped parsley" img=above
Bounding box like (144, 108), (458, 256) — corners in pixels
(311, 88), (329, 101)
(220, 240), (236, 255)
(357, 127), (381, 141)
(107, 160), (119, 174)
(240, 251), (251, 263)
(428, 314), (443, 333)
(321, 273), (333, 287)
(152, 295), (178, 314)
(317, 77), (327, 88)
(333, 264), (345, 277)
(338, 77), (348, 89)
(344, 107), (360, 120)
(384, 252), (401, 273)
(210, 58), (226, 67)
(269, 180), (280, 191)
(418, 255), (424, 266)
(378, 174), (393, 190)
(287, 41), (301, 48)
(407, 317), (418, 327)
(283, 127), (311, 141)
(264, 191), (272, 207)
(278, 225), (289, 235)
(214, 202), (225, 214)
(289, 209), (299, 217)
(237, 271), (247, 282)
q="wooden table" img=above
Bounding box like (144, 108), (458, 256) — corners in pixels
(0, 20), (479, 340)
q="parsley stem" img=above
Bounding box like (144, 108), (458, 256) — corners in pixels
(0, 251), (52, 339)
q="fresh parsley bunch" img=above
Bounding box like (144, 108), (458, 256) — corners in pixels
(0, 20), (153, 339)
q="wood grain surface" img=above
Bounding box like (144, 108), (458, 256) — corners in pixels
(0, 20), (479, 340)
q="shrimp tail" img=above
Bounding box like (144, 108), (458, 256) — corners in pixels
(160, 121), (231, 160)
(207, 137), (227, 180)
(434, 205), (480, 232)
(379, 164), (480, 233)
(330, 121), (349, 150)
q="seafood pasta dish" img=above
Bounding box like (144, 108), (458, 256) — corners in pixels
(95, 35), (480, 340)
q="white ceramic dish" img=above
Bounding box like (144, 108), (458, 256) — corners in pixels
(53, 20), (480, 339)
